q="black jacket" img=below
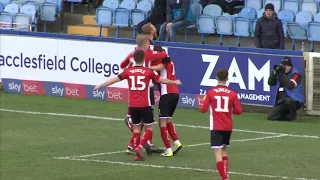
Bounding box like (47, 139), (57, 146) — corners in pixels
(254, 13), (285, 49)
(166, 0), (190, 23)
(147, 0), (166, 25)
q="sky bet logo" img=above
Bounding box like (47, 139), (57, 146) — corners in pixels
(4, 79), (23, 94)
(86, 85), (106, 100)
(21, 80), (45, 95)
(179, 94), (197, 108)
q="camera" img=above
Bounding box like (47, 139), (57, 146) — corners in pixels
(273, 64), (284, 74)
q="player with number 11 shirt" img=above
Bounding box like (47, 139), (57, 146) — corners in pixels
(94, 50), (182, 161)
(200, 68), (242, 180)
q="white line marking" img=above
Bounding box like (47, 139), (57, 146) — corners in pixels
(58, 135), (286, 159)
(54, 157), (318, 180)
(1, 108), (319, 139)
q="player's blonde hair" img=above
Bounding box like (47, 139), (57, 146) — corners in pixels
(136, 34), (150, 47)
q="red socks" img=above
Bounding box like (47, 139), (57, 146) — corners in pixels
(160, 127), (171, 148)
(222, 156), (229, 174)
(139, 130), (152, 147)
(132, 133), (140, 149)
(216, 161), (228, 180)
(166, 121), (179, 141)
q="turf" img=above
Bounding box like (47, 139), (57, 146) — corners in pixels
(1, 93), (319, 180)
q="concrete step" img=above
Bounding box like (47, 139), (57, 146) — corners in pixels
(67, 25), (109, 37)
(83, 15), (96, 25)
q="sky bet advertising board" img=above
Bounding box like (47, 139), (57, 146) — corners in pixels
(0, 35), (304, 107)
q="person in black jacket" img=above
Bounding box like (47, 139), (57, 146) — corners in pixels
(136, 0), (166, 37)
(254, 3), (285, 49)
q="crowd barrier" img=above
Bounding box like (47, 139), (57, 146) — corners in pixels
(0, 30), (304, 108)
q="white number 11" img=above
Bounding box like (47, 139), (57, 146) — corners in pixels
(214, 96), (229, 112)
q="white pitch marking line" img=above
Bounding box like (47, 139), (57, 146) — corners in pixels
(53, 157), (318, 180)
(1, 108), (319, 139)
(57, 135), (286, 159)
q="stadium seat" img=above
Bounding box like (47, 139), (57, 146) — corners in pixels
(287, 11), (313, 50)
(278, 9), (295, 22)
(24, 0), (40, 14)
(41, 2), (56, 32)
(45, 0), (63, 13)
(257, 8), (264, 18)
(20, 4), (37, 30)
(102, 0), (120, 9)
(14, 13), (31, 31)
(282, 0), (299, 14)
(300, 0), (318, 16)
(96, 8), (113, 36)
(114, 0), (136, 38)
(202, 4), (222, 17)
(0, 3), (4, 12)
(222, 13), (239, 19)
(197, 4), (221, 43)
(184, 3), (202, 42)
(245, 0), (262, 13)
(11, 0), (22, 8)
(0, 0), (11, 7)
(234, 7), (256, 46)
(307, 13), (320, 51)
(216, 15), (233, 45)
(0, 11), (12, 29)
(131, 0), (152, 38)
(264, 0), (281, 12)
(250, 19), (257, 37)
(191, 0), (200, 3)
(4, 3), (19, 15)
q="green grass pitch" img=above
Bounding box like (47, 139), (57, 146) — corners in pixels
(1, 93), (320, 180)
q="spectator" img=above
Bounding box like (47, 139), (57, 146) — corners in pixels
(136, 0), (166, 37)
(254, 3), (284, 49)
(219, 0), (244, 15)
(267, 57), (304, 121)
(158, 0), (193, 42)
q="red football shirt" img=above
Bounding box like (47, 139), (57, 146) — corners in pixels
(200, 85), (242, 131)
(120, 47), (166, 69)
(159, 61), (179, 95)
(118, 66), (160, 107)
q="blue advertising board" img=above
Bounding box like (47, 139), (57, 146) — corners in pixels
(168, 48), (304, 106)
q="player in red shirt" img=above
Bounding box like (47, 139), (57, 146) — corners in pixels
(150, 56), (183, 157)
(200, 68), (242, 180)
(94, 50), (181, 161)
(120, 34), (166, 154)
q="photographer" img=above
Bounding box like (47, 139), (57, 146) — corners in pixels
(267, 57), (304, 121)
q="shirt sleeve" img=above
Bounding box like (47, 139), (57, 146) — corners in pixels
(120, 54), (133, 69)
(289, 72), (301, 89)
(148, 50), (167, 61)
(200, 91), (211, 113)
(150, 70), (161, 82)
(117, 70), (127, 80)
(232, 93), (242, 115)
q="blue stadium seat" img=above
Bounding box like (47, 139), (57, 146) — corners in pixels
(11, 0), (22, 8)
(14, 13), (30, 31)
(308, 13), (320, 51)
(4, 3), (19, 15)
(0, 2), (4, 12)
(282, 0), (299, 14)
(184, 3), (202, 42)
(96, 7), (113, 36)
(300, 0), (318, 16)
(191, 0), (200, 3)
(114, 0), (136, 38)
(20, 4), (37, 29)
(197, 4), (221, 43)
(45, 0), (63, 13)
(0, 0), (11, 7)
(222, 13), (239, 19)
(264, 0), (281, 12)
(250, 19), (257, 37)
(287, 11), (313, 50)
(131, 0), (152, 38)
(102, 0), (120, 9)
(257, 8), (264, 18)
(41, 2), (56, 32)
(245, 0), (262, 13)
(202, 4), (222, 17)
(278, 9), (295, 22)
(234, 8), (256, 46)
(25, 0), (40, 14)
(0, 11), (12, 29)
(216, 15), (233, 45)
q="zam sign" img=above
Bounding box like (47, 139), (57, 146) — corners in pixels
(169, 48), (304, 106)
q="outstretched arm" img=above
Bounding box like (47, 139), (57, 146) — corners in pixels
(150, 64), (164, 72)
(156, 77), (181, 85)
(94, 76), (121, 91)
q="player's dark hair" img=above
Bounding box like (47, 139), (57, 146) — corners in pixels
(216, 68), (228, 81)
(133, 50), (145, 64)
